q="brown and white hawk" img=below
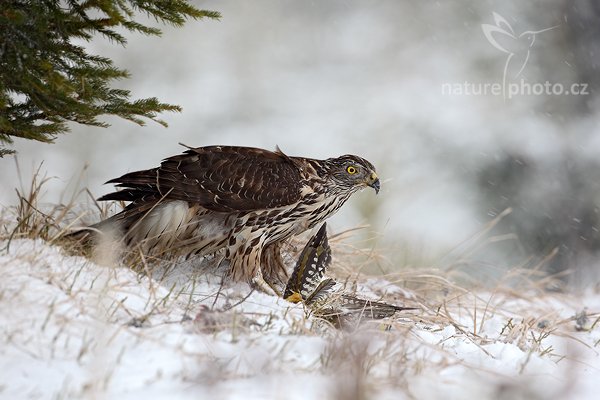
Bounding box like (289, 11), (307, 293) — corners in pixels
(78, 145), (380, 292)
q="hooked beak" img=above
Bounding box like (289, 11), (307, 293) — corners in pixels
(367, 172), (380, 194)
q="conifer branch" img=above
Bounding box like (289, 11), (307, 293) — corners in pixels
(0, 0), (220, 156)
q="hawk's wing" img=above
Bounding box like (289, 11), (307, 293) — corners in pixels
(98, 146), (305, 212)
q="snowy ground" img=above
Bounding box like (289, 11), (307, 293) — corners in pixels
(1, 237), (599, 400)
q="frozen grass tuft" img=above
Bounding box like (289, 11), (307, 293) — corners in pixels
(1, 171), (599, 399)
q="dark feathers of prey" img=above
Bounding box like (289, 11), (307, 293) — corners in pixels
(284, 223), (333, 303)
(284, 223), (417, 328)
(77, 145), (381, 292)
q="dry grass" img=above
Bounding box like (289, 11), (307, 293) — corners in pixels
(1, 166), (592, 325)
(1, 161), (116, 250)
(1, 168), (598, 399)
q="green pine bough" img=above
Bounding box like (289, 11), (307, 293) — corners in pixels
(0, 0), (220, 157)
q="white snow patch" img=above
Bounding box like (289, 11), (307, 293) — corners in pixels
(1, 239), (599, 399)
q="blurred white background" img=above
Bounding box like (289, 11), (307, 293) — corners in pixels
(2, 0), (599, 281)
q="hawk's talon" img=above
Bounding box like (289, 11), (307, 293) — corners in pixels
(251, 273), (282, 297)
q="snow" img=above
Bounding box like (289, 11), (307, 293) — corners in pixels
(1, 238), (599, 399)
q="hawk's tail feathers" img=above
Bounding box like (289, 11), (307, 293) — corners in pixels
(61, 213), (127, 245)
(105, 168), (158, 186)
(98, 168), (159, 202)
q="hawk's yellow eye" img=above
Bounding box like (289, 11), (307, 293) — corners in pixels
(346, 166), (358, 175)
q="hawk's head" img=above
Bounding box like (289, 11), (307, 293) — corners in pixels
(325, 155), (380, 194)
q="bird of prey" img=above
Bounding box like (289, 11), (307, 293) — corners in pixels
(284, 223), (416, 329)
(76, 145), (380, 293)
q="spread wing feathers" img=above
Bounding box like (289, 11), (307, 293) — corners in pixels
(336, 295), (417, 318)
(284, 223), (331, 302)
(304, 278), (336, 305)
(314, 296), (418, 330)
(284, 223), (418, 327)
(98, 145), (305, 212)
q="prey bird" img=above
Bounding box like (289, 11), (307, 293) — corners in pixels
(74, 145), (380, 293)
(284, 223), (416, 328)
